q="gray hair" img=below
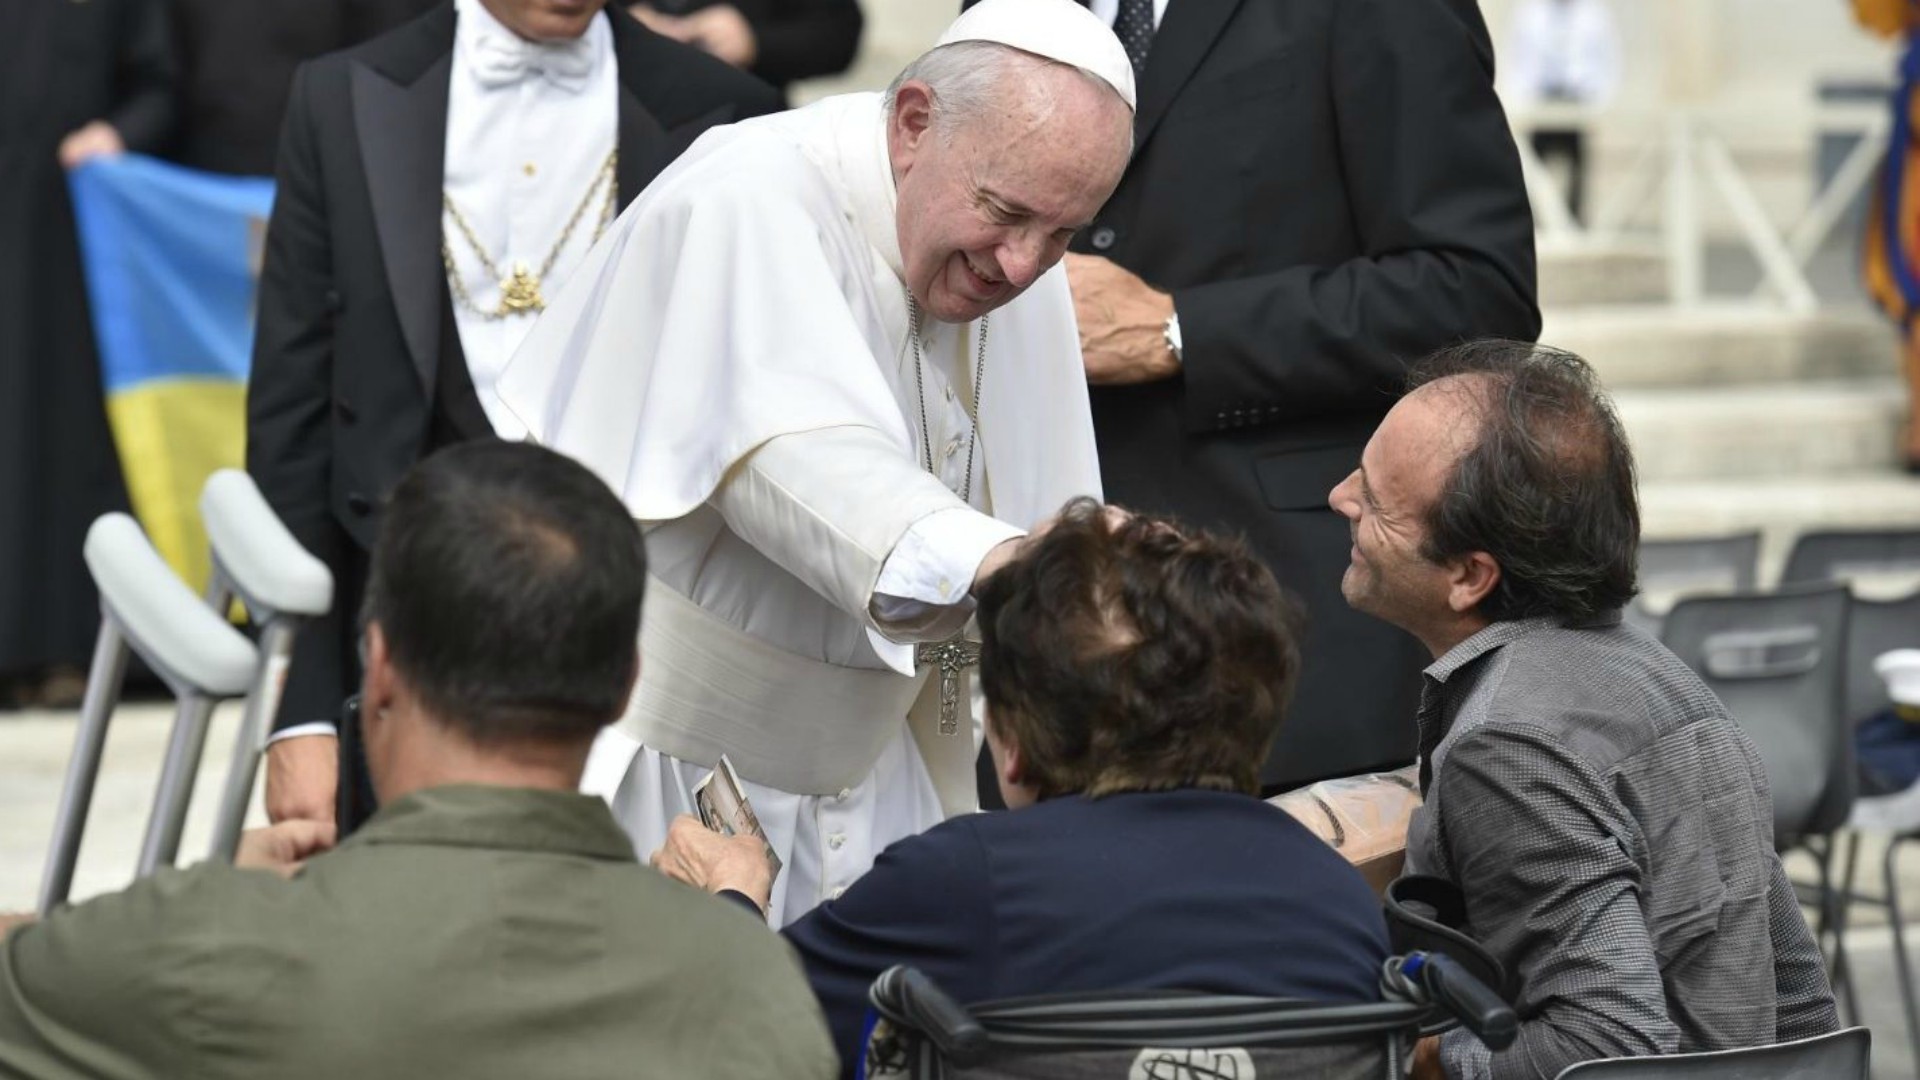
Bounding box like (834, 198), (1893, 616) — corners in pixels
(886, 41), (1130, 147)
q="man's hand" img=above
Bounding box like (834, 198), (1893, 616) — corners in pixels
(57, 120), (125, 169)
(629, 4), (758, 68)
(649, 814), (775, 915)
(264, 734), (339, 826)
(971, 534), (1025, 593)
(1066, 253), (1179, 386)
(1411, 1035), (1447, 1080)
(235, 820), (338, 878)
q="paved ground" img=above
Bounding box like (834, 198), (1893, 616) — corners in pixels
(2, 703), (1918, 1074)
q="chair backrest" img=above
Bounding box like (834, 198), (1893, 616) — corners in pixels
(1661, 585), (1852, 842)
(1627, 533), (1763, 637)
(1549, 1026), (1870, 1079)
(1844, 589), (1920, 724)
(1782, 528), (1920, 592)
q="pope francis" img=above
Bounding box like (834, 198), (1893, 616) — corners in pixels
(496, 0), (1136, 923)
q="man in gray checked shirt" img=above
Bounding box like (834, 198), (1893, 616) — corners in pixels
(1329, 339), (1839, 1079)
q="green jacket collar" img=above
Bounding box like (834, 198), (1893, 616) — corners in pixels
(342, 785), (638, 862)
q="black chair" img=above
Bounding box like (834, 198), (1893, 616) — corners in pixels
(1627, 532), (1763, 638)
(1780, 528), (1920, 1062)
(1782, 528), (1920, 594)
(1548, 1026), (1870, 1079)
(861, 951), (1517, 1080)
(1660, 585), (1855, 1020)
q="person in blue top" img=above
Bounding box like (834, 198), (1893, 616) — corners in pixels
(654, 497), (1392, 1075)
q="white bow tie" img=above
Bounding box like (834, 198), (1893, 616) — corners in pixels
(470, 30), (596, 93)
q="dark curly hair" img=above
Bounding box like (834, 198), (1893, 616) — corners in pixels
(1409, 339), (1640, 623)
(974, 498), (1301, 798)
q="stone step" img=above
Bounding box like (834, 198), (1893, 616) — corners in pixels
(1537, 240), (1669, 307)
(1542, 304), (1898, 389)
(1616, 378), (1907, 481)
(1639, 472), (1920, 584)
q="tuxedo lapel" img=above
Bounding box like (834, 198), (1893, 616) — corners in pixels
(608, 14), (673, 206)
(350, 4), (456, 395)
(1133, 0), (1245, 150)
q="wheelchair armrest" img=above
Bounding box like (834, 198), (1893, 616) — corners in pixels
(871, 966), (990, 1066)
(1409, 953), (1517, 1051)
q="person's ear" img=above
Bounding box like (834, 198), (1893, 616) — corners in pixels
(1445, 552), (1501, 614)
(888, 80), (936, 163)
(360, 622), (396, 723)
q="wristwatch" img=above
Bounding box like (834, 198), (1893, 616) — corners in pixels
(1163, 313), (1184, 364)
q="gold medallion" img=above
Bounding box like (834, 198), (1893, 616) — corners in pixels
(499, 260), (545, 315)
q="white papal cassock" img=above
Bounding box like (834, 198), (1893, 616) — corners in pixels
(496, 90), (1102, 924)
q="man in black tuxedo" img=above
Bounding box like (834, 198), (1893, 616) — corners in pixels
(973, 0), (1540, 792)
(247, 0), (780, 825)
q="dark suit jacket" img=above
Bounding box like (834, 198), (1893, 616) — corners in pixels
(654, 0), (863, 89)
(783, 789), (1393, 1076)
(968, 0), (1541, 789)
(168, 0), (440, 176)
(247, 2), (782, 731)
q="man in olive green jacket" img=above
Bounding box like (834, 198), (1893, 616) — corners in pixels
(0, 441), (838, 1080)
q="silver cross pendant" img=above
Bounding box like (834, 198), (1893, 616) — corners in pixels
(915, 638), (982, 736)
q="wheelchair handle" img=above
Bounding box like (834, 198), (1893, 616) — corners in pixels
(874, 966), (990, 1065)
(1412, 953), (1518, 1051)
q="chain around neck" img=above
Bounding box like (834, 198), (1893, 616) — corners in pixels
(907, 294), (989, 507)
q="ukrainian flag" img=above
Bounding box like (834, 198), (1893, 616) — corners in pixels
(68, 154), (273, 592)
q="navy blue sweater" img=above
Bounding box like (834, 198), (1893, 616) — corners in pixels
(781, 789), (1392, 1074)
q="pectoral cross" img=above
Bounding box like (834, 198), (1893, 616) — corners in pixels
(915, 637), (981, 736)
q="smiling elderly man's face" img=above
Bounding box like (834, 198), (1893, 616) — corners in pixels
(887, 65), (1131, 324)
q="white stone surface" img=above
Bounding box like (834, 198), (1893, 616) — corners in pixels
(1546, 305), (1897, 388)
(1617, 378), (1908, 480)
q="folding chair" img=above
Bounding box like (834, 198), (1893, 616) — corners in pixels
(198, 469), (332, 862)
(861, 951), (1517, 1080)
(38, 514), (258, 914)
(1626, 532), (1763, 638)
(1549, 1026), (1870, 1079)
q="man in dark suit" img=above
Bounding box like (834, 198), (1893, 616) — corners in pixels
(1009, 0), (1541, 791)
(247, 0), (781, 825)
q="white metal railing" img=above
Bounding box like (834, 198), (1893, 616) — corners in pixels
(1509, 103), (1893, 313)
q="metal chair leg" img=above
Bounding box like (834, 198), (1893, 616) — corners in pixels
(1888, 833), (1920, 1074)
(135, 692), (219, 876)
(37, 624), (129, 914)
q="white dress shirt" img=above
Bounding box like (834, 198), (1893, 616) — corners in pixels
(444, 0), (618, 438)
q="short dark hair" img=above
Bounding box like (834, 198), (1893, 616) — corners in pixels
(974, 499), (1300, 798)
(362, 441), (648, 745)
(1409, 339), (1639, 623)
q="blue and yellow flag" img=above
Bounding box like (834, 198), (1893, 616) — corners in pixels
(68, 154), (274, 592)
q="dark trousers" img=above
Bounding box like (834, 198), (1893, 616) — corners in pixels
(1530, 127), (1586, 224)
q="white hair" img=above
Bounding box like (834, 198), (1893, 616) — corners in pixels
(886, 41), (1131, 150)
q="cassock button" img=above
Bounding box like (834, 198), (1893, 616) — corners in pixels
(1090, 226), (1117, 251)
(346, 493), (373, 517)
(835, 788), (851, 802)
(829, 886), (847, 900)
(827, 833), (846, 851)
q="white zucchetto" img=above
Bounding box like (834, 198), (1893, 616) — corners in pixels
(934, 0), (1138, 110)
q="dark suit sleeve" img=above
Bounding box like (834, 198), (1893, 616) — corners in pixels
(781, 822), (996, 1076)
(247, 63), (354, 731)
(747, 0), (863, 87)
(1175, 0), (1539, 433)
(106, 0), (178, 153)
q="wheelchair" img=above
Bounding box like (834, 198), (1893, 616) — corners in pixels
(861, 947), (1516, 1079)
